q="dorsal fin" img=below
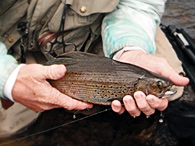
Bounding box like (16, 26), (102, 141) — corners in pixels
(44, 51), (106, 66)
(57, 51), (101, 60)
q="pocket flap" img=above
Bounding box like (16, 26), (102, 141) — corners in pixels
(70, 0), (119, 16)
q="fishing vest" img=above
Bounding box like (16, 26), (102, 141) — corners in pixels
(0, 0), (119, 61)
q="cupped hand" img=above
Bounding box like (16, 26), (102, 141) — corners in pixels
(111, 50), (189, 117)
(12, 64), (93, 112)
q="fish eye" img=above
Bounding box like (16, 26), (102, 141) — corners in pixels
(156, 81), (163, 89)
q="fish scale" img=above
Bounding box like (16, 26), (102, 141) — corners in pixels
(49, 72), (136, 105)
(45, 51), (174, 105)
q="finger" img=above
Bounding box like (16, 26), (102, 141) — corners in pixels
(152, 58), (189, 86)
(23, 104), (44, 112)
(42, 64), (66, 80)
(117, 51), (189, 86)
(111, 100), (125, 114)
(135, 53), (189, 86)
(123, 95), (141, 117)
(24, 100), (61, 112)
(38, 80), (93, 111)
(36, 103), (61, 111)
(134, 91), (155, 116)
(64, 98), (93, 111)
(57, 95), (93, 111)
(24, 103), (45, 112)
(168, 73), (189, 86)
(47, 87), (93, 110)
(146, 95), (168, 111)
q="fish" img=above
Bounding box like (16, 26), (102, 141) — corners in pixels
(45, 51), (175, 105)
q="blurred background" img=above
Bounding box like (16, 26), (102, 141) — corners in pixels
(162, 0), (195, 39)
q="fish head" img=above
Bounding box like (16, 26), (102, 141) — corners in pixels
(146, 78), (174, 97)
(135, 75), (175, 98)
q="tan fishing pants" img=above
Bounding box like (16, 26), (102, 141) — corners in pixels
(0, 27), (184, 137)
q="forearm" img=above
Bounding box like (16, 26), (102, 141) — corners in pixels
(102, 0), (166, 58)
(0, 42), (18, 99)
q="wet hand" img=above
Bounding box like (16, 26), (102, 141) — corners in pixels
(12, 64), (93, 112)
(111, 50), (189, 116)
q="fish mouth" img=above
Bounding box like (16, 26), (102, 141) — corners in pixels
(162, 88), (177, 98)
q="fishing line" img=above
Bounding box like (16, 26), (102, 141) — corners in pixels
(0, 108), (111, 146)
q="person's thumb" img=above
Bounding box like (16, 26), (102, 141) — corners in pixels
(42, 64), (66, 80)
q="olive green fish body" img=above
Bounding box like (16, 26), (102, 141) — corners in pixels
(46, 52), (173, 105)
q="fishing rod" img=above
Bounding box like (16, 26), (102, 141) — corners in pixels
(0, 108), (111, 146)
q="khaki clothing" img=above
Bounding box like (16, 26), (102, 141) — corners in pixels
(0, 0), (119, 60)
(155, 27), (184, 101)
(0, 103), (40, 138)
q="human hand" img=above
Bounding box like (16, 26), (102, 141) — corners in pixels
(111, 50), (189, 116)
(12, 64), (93, 112)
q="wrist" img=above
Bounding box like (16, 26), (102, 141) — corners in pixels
(117, 50), (146, 64)
(3, 64), (26, 102)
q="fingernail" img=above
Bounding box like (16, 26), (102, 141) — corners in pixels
(88, 104), (93, 108)
(134, 91), (145, 99)
(149, 98), (154, 104)
(56, 65), (66, 77)
(113, 101), (120, 107)
(123, 95), (133, 103)
(112, 101), (121, 113)
(147, 96), (154, 104)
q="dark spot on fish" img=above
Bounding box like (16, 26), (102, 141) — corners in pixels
(101, 85), (106, 88)
(130, 88), (133, 92)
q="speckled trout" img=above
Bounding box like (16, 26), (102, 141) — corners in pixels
(45, 52), (175, 105)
